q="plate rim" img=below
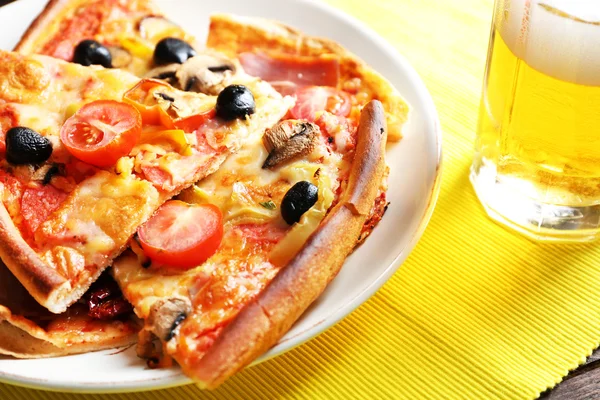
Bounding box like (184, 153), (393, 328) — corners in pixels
(0, 0), (443, 393)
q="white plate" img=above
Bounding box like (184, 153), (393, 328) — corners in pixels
(0, 0), (442, 393)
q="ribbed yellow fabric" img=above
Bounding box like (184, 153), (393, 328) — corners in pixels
(2, 0), (600, 399)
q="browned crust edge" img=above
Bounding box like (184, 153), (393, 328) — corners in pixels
(13, 0), (83, 54)
(207, 13), (408, 142)
(0, 202), (71, 314)
(185, 100), (387, 388)
(0, 315), (138, 359)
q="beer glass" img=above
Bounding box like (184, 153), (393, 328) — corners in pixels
(470, 0), (600, 242)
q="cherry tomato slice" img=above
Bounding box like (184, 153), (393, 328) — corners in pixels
(60, 100), (142, 167)
(137, 200), (223, 269)
(290, 86), (352, 122)
(123, 79), (215, 132)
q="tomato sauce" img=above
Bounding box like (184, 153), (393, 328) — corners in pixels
(40, 0), (124, 61)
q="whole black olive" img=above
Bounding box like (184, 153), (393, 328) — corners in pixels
(281, 181), (318, 225)
(153, 37), (196, 65)
(73, 40), (112, 68)
(5, 127), (53, 165)
(216, 85), (256, 121)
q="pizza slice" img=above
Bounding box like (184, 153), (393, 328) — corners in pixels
(109, 13), (406, 389)
(207, 13), (409, 142)
(15, 0), (190, 77)
(113, 98), (386, 387)
(0, 49), (290, 314)
(11, 1), (406, 386)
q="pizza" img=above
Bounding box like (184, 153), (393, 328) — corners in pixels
(0, 48), (288, 315)
(110, 14), (402, 388)
(0, 0), (410, 388)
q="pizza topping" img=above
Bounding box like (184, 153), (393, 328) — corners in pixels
(60, 100), (142, 167)
(145, 53), (236, 96)
(31, 163), (62, 185)
(139, 16), (182, 42)
(270, 171), (336, 266)
(85, 274), (133, 320)
(137, 201), (223, 269)
(147, 297), (192, 341)
(136, 128), (192, 156)
(281, 181), (319, 225)
(262, 120), (318, 169)
(145, 64), (179, 83)
(5, 127), (53, 165)
(259, 200), (276, 210)
(215, 85), (256, 121)
(176, 55), (235, 95)
(106, 46), (133, 69)
(290, 86), (352, 122)
(21, 184), (68, 236)
(123, 79), (215, 131)
(73, 40), (112, 68)
(153, 38), (196, 65)
(239, 52), (340, 87)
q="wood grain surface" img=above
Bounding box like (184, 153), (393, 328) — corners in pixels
(538, 348), (600, 399)
(0, 0), (598, 398)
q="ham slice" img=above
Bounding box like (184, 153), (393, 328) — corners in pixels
(239, 52), (340, 89)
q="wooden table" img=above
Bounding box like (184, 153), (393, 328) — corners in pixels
(538, 350), (600, 399)
(0, 0), (598, 398)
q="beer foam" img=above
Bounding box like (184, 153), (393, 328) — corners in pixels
(497, 0), (600, 85)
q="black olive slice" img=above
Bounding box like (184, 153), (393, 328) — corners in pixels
(73, 40), (113, 68)
(281, 181), (319, 225)
(153, 37), (196, 65)
(5, 127), (53, 165)
(215, 85), (256, 121)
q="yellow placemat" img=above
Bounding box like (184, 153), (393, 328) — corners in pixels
(3, 0), (600, 398)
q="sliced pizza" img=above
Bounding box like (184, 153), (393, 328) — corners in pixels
(0, 49), (289, 314)
(109, 12), (403, 388)
(113, 99), (387, 388)
(11, 0), (406, 388)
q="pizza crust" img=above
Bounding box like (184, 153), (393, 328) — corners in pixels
(15, 0), (159, 57)
(0, 310), (138, 359)
(14, 0), (83, 55)
(0, 202), (71, 313)
(187, 100), (388, 388)
(207, 14), (408, 142)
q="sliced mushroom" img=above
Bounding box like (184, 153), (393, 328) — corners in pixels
(143, 52), (236, 95)
(31, 163), (62, 184)
(144, 63), (179, 85)
(107, 46), (133, 69)
(262, 120), (319, 169)
(176, 54), (235, 95)
(146, 297), (191, 342)
(138, 15), (180, 41)
(136, 330), (158, 360)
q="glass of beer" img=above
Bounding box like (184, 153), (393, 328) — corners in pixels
(470, 0), (600, 242)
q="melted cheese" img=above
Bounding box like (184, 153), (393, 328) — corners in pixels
(35, 172), (161, 278)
